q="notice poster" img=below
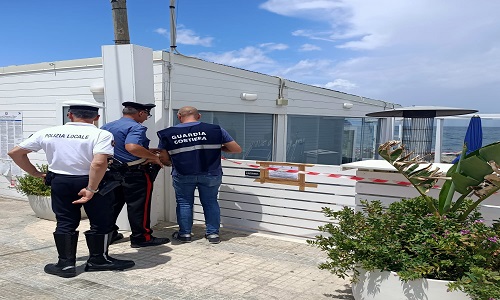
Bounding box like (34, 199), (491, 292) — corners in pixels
(269, 165), (299, 180)
(0, 111), (23, 178)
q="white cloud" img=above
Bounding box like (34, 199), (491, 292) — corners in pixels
(259, 43), (289, 51)
(197, 47), (276, 71)
(154, 26), (213, 47)
(258, 0), (500, 112)
(299, 44), (321, 51)
(154, 28), (168, 36)
(276, 59), (334, 80)
(324, 79), (357, 90)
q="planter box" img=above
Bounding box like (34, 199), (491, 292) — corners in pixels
(27, 195), (88, 221)
(352, 269), (470, 300)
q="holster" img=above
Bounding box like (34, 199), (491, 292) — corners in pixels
(108, 158), (128, 174)
(44, 171), (55, 186)
(92, 158), (128, 196)
(98, 170), (125, 196)
(142, 163), (161, 182)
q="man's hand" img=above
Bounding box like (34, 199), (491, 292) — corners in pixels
(151, 149), (172, 166)
(33, 171), (46, 179)
(72, 188), (94, 204)
(144, 155), (163, 166)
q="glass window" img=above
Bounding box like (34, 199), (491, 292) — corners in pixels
(344, 118), (378, 163)
(173, 110), (273, 160)
(63, 106), (100, 126)
(287, 115), (379, 165)
(287, 115), (344, 165)
(63, 106), (70, 124)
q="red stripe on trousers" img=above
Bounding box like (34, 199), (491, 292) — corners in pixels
(143, 172), (153, 241)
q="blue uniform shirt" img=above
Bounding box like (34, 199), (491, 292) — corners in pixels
(157, 122), (234, 176)
(102, 117), (150, 163)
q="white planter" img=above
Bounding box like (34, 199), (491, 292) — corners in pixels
(27, 195), (88, 221)
(352, 269), (470, 300)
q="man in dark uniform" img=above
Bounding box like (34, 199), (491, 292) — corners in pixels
(8, 100), (135, 278)
(102, 102), (170, 247)
(156, 106), (241, 244)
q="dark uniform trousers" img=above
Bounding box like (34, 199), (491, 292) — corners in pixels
(111, 164), (160, 243)
(50, 173), (114, 234)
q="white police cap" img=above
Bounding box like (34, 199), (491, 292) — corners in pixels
(63, 100), (103, 112)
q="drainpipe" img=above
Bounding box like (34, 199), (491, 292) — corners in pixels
(164, 0), (176, 222)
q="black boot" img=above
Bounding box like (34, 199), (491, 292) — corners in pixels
(44, 232), (78, 278)
(84, 232), (135, 272)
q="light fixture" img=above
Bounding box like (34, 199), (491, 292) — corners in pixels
(89, 79), (105, 103)
(240, 93), (258, 101)
(343, 102), (353, 109)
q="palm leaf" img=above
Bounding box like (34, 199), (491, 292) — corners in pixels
(378, 141), (443, 213)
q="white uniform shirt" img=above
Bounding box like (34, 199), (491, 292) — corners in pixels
(19, 122), (114, 175)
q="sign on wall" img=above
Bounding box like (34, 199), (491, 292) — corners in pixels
(0, 112), (23, 181)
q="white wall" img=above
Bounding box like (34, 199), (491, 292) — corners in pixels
(193, 160), (357, 241)
(167, 53), (393, 117)
(352, 168), (500, 225)
(0, 60), (103, 199)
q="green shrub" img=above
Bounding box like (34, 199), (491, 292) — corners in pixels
(15, 164), (51, 197)
(308, 196), (500, 300)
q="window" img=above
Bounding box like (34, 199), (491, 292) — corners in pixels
(287, 115), (379, 165)
(287, 115), (344, 165)
(62, 106), (99, 126)
(173, 110), (273, 160)
(344, 118), (378, 163)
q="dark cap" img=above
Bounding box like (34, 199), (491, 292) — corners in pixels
(122, 101), (156, 111)
(63, 100), (103, 112)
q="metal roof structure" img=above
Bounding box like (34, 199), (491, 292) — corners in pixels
(366, 106), (477, 118)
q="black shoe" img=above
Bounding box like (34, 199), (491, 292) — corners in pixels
(85, 255), (135, 272)
(172, 231), (192, 243)
(110, 231), (124, 244)
(205, 234), (220, 244)
(130, 236), (170, 248)
(44, 261), (77, 278)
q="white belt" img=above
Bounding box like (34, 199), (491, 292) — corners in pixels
(127, 158), (147, 166)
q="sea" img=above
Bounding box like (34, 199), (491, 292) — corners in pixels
(428, 126), (497, 153)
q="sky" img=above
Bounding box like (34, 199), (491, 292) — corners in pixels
(2, 0), (500, 115)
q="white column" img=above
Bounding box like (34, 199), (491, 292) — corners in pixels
(102, 44), (156, 231)
(434, 118), (444, 163)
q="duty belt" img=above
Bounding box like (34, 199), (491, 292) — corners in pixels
(127, 158), (147, 166)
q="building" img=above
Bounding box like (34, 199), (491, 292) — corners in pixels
(0, 46), (400, 240)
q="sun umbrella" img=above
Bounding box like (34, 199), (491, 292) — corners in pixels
(452, 115), (483, 164)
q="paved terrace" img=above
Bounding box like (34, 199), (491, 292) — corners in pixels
(0, 197), (353, 300)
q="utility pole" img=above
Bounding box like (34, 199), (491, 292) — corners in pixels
(169, 0), (177, 52)
(110, 0), (130, 44)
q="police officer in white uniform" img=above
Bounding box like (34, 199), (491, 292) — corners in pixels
(8, 100), (135, 278)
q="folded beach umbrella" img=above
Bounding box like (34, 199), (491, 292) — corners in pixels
(452, 115), (482, 163)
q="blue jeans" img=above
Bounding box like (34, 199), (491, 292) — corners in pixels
(172, 174), (222, 236)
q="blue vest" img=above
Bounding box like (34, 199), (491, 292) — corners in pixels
(157, 123), (223, 175)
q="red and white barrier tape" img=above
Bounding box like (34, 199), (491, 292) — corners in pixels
(222, 157), (440, 188)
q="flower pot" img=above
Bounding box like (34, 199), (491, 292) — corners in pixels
(352, 269), (470, 300)
(27, 195), (88, 221)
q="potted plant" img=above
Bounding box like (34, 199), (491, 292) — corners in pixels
(308, 141), (500, 300)
(16, 164), (87, 221)
(15, 164), (55, 221)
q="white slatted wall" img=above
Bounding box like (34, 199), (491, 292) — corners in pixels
(192, 160), (357, 241)
(353, 170), (500, 225)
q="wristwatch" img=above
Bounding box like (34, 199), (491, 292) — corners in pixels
(85, 186), (99, 193)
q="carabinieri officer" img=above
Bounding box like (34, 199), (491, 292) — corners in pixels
(102, 101), (169, 247)
(8, 100), (135, 278)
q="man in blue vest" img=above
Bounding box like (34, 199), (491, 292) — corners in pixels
(156, 106), (241, 244)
